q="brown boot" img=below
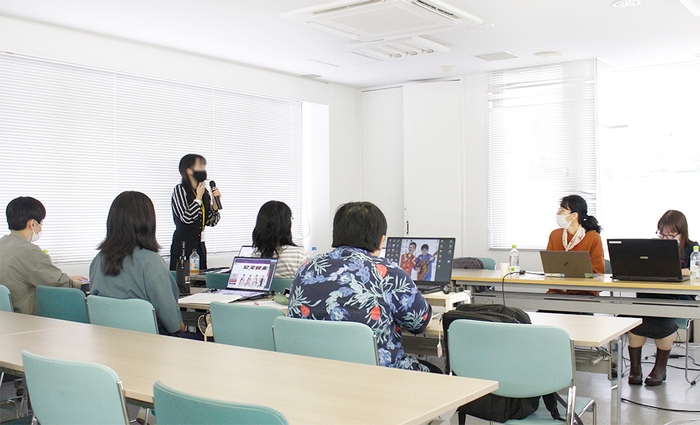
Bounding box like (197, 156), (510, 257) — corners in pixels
(644, 348), (670, 386)
(628, 346), (643, 385)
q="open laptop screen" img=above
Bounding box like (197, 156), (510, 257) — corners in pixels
(227, 257), (278, 291)
(385, 237), (455, 284)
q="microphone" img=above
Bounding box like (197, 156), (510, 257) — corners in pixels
(209, 180), (223, 210)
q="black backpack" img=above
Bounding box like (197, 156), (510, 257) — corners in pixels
(442, 304), (582, 425)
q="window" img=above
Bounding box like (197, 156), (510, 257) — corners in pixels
(487, 59), (602, 249)
(598, 61), (700, 240)
(0, 53), (302, 264)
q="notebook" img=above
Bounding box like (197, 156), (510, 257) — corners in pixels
(178, 257), (278, 306)
(607, 239), (689, 282)
(540, 250), (595, 278)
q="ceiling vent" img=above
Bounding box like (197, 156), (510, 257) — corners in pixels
(282, 0), (482, 42)
(474, 51), (519, 61)
(350, 35), (449, 60)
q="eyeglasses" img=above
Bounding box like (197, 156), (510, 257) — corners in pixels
(656, 230), (679, 239)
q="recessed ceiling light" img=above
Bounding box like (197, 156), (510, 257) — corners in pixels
(534, 51), (563, 58)
(474, 51), (518, 61)
(612, 0), (641, 7)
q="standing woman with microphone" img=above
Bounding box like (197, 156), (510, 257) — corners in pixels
(169, 154), (221, 270)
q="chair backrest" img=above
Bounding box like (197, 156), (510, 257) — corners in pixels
(154, 381), (288, 425)
(206, 273), (229, 289)
(273, 316), (378, 366)
(270, 278), (293, 294)
(475, 257), (497, 271)
(448, 320), (574, 398)
(87, 295), (158, 334)
(36, 286), (89, 323)
(170, 270), (178, 281)
(210, 302), (283, 351)
(0, 284), (13, 312)
(604, 258), (612, 274)
(22, 350), (129, 425)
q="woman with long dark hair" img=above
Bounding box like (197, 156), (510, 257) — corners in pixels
(546, 195), (604, 296)
(627, 210), (699, 386)
(251, 201), (307, 278)
(89, 191), (184, 334)
(169, 154), (221, 270)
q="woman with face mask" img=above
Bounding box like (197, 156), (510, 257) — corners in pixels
(627, 210), (698, 386)
(169, 154), (221, 271)
(545, 195), (605, 296)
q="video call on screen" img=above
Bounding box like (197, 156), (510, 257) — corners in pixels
(385, 238), (455, 283)
(228, 258), (273, 290)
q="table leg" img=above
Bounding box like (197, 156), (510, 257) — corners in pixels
(609, 337), (622, 425)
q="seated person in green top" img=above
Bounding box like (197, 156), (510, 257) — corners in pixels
(0, 197), (85, 315)
(89, 191), (184, 335)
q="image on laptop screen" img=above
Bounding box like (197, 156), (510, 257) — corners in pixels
(385, 237), (455, 283)
(238, 245), (255, 257)
(227, 257), (277, 291)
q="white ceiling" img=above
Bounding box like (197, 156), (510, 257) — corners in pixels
(0, 0), (699, 88)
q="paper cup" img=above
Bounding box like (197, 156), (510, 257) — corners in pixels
(499, 262), (510, 276)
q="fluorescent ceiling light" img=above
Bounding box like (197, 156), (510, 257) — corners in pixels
(678, 0), (700, 16)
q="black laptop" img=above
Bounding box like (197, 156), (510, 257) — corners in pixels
(607, 239), (689, 282)
(385, 237), (456, 294)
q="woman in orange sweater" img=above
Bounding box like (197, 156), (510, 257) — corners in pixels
(546, 195), (605, 296)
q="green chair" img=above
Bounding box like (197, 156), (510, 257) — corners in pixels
(36, 286), (89, 323)
(675, 318), (699, 385)
(270, 278), (293, 294)
(170, 270), (178, 281)
(448, 320), (596, 425)
(206, 273), (229, 289)
(475, 257), (497, 270)
(153, 381), (288, 425)
(272, 316), (378, 366)
(210, 302), (283, 351)
(21, 350), (130, 425)
(87, 295), (158, 334)
(0, 284), (13, 312)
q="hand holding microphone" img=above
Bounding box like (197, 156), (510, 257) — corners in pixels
(210, 180), (223, 210)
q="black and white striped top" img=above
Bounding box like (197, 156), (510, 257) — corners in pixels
(171, 184), (220, 230)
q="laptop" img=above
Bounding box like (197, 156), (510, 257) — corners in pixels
(178, 257), (278, 306)
(540, 251), (595, 278)
(385, 237), (456, 294)
(608, 239), (689, 282)
(239, 245), (255, 257)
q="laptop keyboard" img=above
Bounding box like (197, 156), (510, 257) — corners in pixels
(219, 289), (263, 298)
(416, 284), (443, 294)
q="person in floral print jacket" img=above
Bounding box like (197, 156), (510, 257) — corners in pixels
(288, 202), (434, 372)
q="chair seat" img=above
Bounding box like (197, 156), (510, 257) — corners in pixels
(503, 396), (594, 424)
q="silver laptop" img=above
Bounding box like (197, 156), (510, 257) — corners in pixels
(540, 251), (595, 278)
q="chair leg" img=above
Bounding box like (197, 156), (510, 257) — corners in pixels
(566, 386), (577, 425)
(684, 319), (699, 385)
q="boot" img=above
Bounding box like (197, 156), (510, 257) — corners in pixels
(644, 348), (670, 386)
(628, 346), (643, 385)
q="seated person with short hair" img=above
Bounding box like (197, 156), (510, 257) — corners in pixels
(89, 191), (184, 335)
(289, 202), (433, 372)
(0, 197), (84, 314)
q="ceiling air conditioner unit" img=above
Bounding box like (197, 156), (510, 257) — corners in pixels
(282, 0), (482, 42)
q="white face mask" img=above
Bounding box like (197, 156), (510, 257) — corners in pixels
(556, 214), (572, 229)
(30, 221), (42, 243)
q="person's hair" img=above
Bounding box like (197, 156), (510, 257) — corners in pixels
(560, 195), (601, 233)
(6, 197), (46, 231)
(178, 154), (207, 189)
(409, 241), (417, 248)
(658, 210), (692, 259)
(421, 244), (429, 251)
(252, 201), (296, 258)
(332, 202), (387, 252)
(98, 191), (160, 276)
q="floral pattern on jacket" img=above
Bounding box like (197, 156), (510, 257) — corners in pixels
(288, 246), (432, 372)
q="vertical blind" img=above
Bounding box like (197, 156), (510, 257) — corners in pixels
(487, 59), (601, 249)
(0, 53), (303, 264)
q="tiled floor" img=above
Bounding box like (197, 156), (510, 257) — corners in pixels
(2, 341), (699, 425)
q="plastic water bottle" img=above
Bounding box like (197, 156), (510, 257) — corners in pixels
(690, 246), (700, 282)
(311, 246), (318, 258)
(509, 244), (520, 274)
(189, 249), (200, 276)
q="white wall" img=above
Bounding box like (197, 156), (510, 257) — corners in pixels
(360, 87), (404, 237)
(0, 15), (362, 274)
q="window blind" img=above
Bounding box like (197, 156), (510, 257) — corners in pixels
(0, 53), (303, 264)
(487, 59), (600, 249)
